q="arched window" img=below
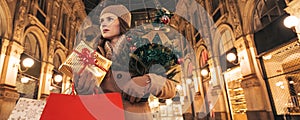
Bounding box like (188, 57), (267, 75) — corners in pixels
(253, 0), (286, 31)
(200, 48), (208, 68)
(53, 54), (62, 69)
(219, 29), (234, 55)
(24, 33), (41, 59)
(219, 29), (235, 71)
(17, 33), (42, 99)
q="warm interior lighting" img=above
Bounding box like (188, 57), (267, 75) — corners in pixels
(226, 52), (237, 63)
(166, 99), (173, 105)
(284, 16), (299, 28)
(275, 81), (283, 86)
(21, 77), (30, 83)
(22, 58), (34, 68)
(54, 74), (63, 83)
(176, 84), (182, 90)
(186, 79), (192, 84)
(200, 68), (209, 77)
(262, 54), (272, 60)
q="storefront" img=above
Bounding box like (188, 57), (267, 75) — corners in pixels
(261, 40), (300, 119)
(223, 67), (247, 120)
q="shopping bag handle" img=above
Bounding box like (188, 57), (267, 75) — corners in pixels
(63, 80), (99, 95)
(71, 82), (76, 95)
(70, 81), (99, 95)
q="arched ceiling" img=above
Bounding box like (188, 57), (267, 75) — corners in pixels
(82, 0), (101, 14)
(82, 0), (178, 15)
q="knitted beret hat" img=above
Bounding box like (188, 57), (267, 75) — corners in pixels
(100, 5), (131, 27)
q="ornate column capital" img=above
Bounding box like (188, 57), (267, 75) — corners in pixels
(39, 62), (55, 97)
(234, 37), (256, 77)
(1, 41), (24, 86)
(6, 41), (24, 56)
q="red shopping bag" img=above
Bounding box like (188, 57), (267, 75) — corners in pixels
(40, 92), (124, 120)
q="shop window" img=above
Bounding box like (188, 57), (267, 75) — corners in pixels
(228, 79), (247, 120)
(262, 42), (300, 115)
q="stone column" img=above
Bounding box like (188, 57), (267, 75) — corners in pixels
(39, 62), (54, 100)
(0, 40), (23, 120)
(0, 85), (20, 120)
(0, 39), (10, 81)
(234, 36), (273, 120)
(209, 57), (230, 120)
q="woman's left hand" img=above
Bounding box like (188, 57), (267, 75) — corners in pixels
(121, 75), (151, 103)
(74, 70), (98, 95)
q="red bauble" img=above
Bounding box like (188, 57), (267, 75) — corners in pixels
(126, 36), (132, 42)
(161, 15), (170, 24)
(177, 58), (184, 64)
(130, 46), (137, 52)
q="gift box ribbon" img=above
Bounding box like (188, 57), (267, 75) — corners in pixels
(73, 48), (108, 75)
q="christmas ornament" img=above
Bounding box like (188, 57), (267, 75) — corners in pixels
(153, 8), (173, 25)
(161, 15), (170, 24)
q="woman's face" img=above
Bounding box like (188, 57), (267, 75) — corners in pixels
(99, 13), (120, 39)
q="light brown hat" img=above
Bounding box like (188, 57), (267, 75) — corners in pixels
(100, 4), (131, 27)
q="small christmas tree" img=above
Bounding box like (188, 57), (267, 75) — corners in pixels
(111, 8), (181, 83)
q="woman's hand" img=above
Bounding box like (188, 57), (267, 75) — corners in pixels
(122, 75), (151, 103)
(74, 70), (98, 95)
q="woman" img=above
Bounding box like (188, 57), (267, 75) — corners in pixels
(75, 4), (177, 120)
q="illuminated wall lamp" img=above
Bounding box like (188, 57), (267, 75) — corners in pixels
(284, 16), (299, 29)
(284, 15), (300, 43)
(18, 58), (35, 72)
(200, 68), (209, 77)
(50, 74), (63, 89)
(17, 57), (34, 84)
(226, 52), (239, 65)
(53, 74), (63, 83)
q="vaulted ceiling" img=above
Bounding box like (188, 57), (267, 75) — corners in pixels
(82, 0), (178, 15)
(82, 0), (101, 14)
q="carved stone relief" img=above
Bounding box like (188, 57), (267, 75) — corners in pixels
(228, 0), (242, 38)
(50, 3), (60, 40)
(48, 40), (55, 62)
(15, 0), (28, 39)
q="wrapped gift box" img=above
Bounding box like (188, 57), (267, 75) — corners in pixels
(59, 40), (112, 86)
(8, 98), (46, 120)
